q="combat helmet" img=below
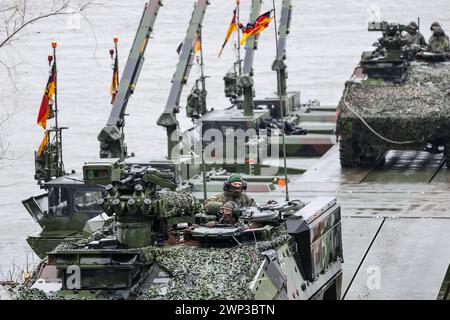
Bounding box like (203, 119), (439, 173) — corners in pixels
(407, 21), (418, 33)
(220, 201), (241, 221)
(431, 21), (441, 31)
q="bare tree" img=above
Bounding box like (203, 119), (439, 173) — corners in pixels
(0, 0), (92, 49)
(0, 0), (92, 159)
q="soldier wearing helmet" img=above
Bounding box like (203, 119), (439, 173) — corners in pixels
(203, 175), (256, 216)
(430, 21), (442, 32)
(428, 24), (450, 53)
(205, 201), (247, 229)
(403, 21), (426, 48)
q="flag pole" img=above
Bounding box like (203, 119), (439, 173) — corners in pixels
(199, 28), (206, 94)
(236, 0), (242, 76)
(198, 26), (208, 202)
(272, 0), (290, 201)
(51, 41), (62, 176)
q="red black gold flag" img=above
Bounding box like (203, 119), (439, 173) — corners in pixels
(176, 34), (201, 56)
(110, 38), (119, 105)
(240, 11), (273, 45)
(37, 62), (56, 129)
(37, 130), (49, 158)
(194, 36), (202, 54)
(218, 9), (238, 58)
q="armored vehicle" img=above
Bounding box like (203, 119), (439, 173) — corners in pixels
(336, 21), (450, 168)
(17, 159), (343, 300)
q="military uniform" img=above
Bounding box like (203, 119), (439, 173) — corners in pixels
(404, 31), (426, 48)
(204, 192), (256, 215)
(428, 27), (450, 53)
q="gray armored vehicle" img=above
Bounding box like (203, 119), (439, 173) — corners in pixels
(336, 21), (450, 168)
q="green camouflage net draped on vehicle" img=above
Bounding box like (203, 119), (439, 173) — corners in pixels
(16, 225), (291, 300)
(139, 228), (291, 300)
(337, 62), (450, 147)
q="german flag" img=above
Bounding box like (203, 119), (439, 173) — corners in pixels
(194, 34), (202, 54)
(176, 34), (201, 56)
(240, 11), (273, 46)
(110, 52), (119, 105)
(37, 62), (56, 129)
(37, 130), (49, 158)
(219, 9), (238, 58)
(110, 38), (119, 105)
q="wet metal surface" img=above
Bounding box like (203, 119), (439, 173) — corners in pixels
(344, 219), (450, 300)
(295, 145), (371, 184)
(252, 145), (450, 299)
(363, 150), (445, 184)
(340, 217), (384, 295)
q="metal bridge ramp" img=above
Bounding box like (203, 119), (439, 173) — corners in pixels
(266, 145), (450, 299)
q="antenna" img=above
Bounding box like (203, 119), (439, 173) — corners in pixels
(272, 0), (290, 201)
(198, 26), (208, 201)
(201, 136), (208, 202)
(236, 0), (242, 76)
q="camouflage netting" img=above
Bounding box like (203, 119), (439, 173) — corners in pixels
(17, 222), (291, 300)
(55, 219), (116, 251)
(139, 227), (291, 300)
(337, 62), (450, 145)
(155, 191), (199, 217)
(16, 288), (63, 300)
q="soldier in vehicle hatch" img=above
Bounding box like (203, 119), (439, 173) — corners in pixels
(205, 201), (247, 229)
(403, 21), (426, 49)
(203, 175), (256, 216)
(428, 25), (450, 53)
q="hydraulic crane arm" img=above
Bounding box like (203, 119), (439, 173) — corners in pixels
(240, 0), (262, 116)
(157, 0), (209, 159)
(272, 0), (292, 97)
(98, 0), (162, 160)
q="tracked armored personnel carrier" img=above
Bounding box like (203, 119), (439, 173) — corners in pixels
(17, 159), (343, 300)
(336, 21), (450, 168)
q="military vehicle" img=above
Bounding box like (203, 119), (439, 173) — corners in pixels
(10, 0), (344, 300)
(336, 21), (450, 168)
(206, 0), (336, 162)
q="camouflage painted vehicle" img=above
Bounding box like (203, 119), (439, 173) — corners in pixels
(16, 160), (343, 300)
(336, 22), (450, 168)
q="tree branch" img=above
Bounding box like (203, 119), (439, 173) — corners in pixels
(0, 0), (91, 49)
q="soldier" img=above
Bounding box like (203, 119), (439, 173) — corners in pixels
(206, 201), (247, 229)
(403, 21), (426, 48)
(428, 25), (450, 53)
(203, 175), (256, 215)
(430, 21), (444, 33)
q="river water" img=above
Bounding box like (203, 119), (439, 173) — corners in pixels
(0, 0), (448, 284)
